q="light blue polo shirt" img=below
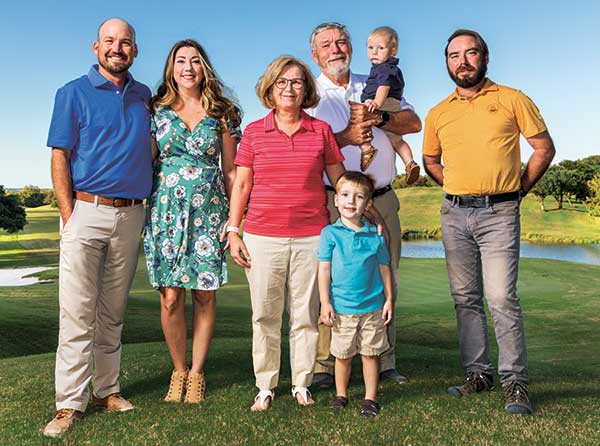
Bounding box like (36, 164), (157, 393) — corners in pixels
(47, 65), (153, 199)
(318, 218), (390, 315)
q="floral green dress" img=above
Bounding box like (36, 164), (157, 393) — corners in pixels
(143, 106), (238, 290)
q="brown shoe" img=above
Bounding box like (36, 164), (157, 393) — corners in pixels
(92, 392), (135, 412)
(164, 369), (188, 402)
(360, 146), (378, 171)
(405, 160), (421, 185)
(184, 370), (206, 404)
(42, 409), (83, 437)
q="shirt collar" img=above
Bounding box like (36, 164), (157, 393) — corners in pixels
(87, 64), (135, 89)
(263, 109), (314, 133)
(448, 78), (498, 102)
(333, 217), (375, 233)
(317, 70), (359, 91)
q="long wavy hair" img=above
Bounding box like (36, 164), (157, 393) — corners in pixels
(151, 39), (242, 129)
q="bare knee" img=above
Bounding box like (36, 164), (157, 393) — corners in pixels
(192, 290), (216, 310)
(160, 288), (185, 315)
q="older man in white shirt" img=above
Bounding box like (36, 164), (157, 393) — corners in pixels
(307, 22), (422, 388)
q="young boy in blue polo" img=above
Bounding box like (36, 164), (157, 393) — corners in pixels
(318, 171), (393, 417)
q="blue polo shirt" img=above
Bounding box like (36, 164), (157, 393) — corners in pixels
(318, 218), (390, 315)
(47, 65), (153, 199)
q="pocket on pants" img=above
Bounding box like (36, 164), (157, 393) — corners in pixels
(60, 200), (80, 235)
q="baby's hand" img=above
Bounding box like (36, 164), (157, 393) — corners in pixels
(364, 99), (379, 113)
(382, 301), (393, 325)
(320, 303), (336, 327)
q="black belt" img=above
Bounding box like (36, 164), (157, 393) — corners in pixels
(325, 184), (392, 198)
(445, 191), (519, 208)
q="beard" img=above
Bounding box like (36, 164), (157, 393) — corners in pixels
(448, 61), (487, 88)
(98, 51), (133, 75)
(325, 57), (350, 77)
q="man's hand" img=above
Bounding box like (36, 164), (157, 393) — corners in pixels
(382, 300), (393, 325)
(320, 302), (336, 327)
(335, 101), (381, 148)
(364, 205), (390, 245)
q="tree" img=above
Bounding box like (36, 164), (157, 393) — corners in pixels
(530, 173), (552, 211)
(18, 185), (46, 208)
(585, 174), (600, 217)
(0, 185), (27, 233)
(43, 189), (58, 208)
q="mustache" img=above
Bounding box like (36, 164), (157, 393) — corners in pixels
(106, 51), (126, 58)
(456, 64), (475, 73)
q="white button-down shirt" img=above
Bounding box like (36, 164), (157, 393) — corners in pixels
(307, 71), (414, 188)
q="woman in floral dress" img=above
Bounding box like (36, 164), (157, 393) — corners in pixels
(144, 39), (241, 404)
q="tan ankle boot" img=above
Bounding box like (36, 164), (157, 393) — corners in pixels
(184, 370), (206, 403)
(164, 369), (188, 402)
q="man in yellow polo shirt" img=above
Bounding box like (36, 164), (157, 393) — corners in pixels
(422, 29), (555, 415)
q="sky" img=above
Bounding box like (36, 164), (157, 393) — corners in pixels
(1, 0), (598, 188)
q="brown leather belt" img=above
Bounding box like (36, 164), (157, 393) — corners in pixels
(74, 191), (143, 207)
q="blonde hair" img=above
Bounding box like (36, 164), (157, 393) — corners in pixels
(255, 55), (320, 110)
(335, 171), (375, 199)
(151, 39), (242, 129)
(369, 26), (399, 50)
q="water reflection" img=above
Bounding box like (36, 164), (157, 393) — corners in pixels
(402, 241), (600, 265)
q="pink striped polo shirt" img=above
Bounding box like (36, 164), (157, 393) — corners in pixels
(235, 110), (344, 237)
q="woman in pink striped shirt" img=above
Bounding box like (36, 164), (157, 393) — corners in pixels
(226, 55), (345, 411)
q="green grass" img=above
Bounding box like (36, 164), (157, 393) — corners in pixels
(397, 188), (600, 243)
(1, 208), (600, 445)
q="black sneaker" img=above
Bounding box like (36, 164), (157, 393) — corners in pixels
(447, 371), (494, 397)
(503, 381), (533, 415)
(332, 395), (349, 410)
(312, 372), (334, 389)
(359, 399), (381, 417)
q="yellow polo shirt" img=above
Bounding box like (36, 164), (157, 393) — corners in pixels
(422, 79), (547, 196)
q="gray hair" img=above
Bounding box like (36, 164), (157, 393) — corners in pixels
(309, 22), (351, 50)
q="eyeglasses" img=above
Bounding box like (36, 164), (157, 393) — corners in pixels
(274, 78), (305, 90)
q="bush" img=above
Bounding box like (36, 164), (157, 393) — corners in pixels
(18, 185), (46, 208)
(0, 185), (27, 233)
(392, 175), (434, 189)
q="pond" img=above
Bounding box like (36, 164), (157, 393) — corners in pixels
(0, 267), (54, 287)
(402, 241), (600, 266)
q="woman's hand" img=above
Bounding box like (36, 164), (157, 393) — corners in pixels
(363, 205), (390, 245)
(228, 232), (251, 268)
(320, 303), (336, 327)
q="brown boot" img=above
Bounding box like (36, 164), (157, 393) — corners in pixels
(184, 371), (206, 403)
(164, 369), (188, 402)
(42, 409), (83, 437)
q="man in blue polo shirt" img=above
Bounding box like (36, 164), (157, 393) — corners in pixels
(43, 18), (152, 437)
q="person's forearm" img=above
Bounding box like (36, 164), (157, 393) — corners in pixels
(373, 86), (391, 107)
(423, 154), (444, 186)
(228, 178), (251, 226)
(381, 109), (422, 136)
(521, 132), (556, 193)
(379, 264), (393, 303)
(318, 263), (332, 306)
(51, 148), (73, 222)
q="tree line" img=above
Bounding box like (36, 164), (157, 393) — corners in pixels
(530, 155), (600, 215)
(0, 185), (56, 233)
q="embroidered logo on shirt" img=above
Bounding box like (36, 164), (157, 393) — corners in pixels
(487, 104), (498, 113)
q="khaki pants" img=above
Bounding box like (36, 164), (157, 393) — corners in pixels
(55, 199), (145, 411)
(315, 189), (401, 373)
(243, 233), (320, 390)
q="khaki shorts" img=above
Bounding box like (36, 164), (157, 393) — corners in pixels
(330, 309), (390, 359)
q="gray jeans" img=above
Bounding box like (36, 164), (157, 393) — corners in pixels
(440, 197), (528, 384)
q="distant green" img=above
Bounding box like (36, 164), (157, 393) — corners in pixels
(0, 206), (599, 445)
(398, 187), (600, 243)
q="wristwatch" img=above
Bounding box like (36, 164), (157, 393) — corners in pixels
(375, 111), (390, 128)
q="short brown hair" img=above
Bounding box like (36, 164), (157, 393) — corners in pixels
(255, 55), (320, 109)
(335, 171), (375, 198)
(369, 26), (398, 50)
(445, 29), (489, 60)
